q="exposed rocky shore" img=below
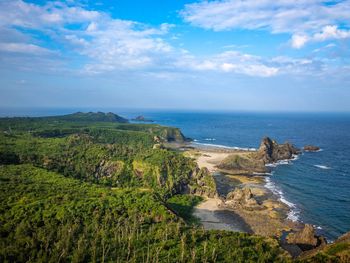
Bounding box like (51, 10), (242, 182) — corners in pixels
(181, 137), (331, 257)
(217, 137), (301, 174)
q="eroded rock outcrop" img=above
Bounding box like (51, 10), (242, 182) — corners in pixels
(188, 167), (218, 198)
(218, 154), (267, 174)
(95, 160), (125, 179)
(286, 224), (327, 251)
(225, 187), (264, 210)
(218, 137), (301, 174)
(256, 137), (300, 164)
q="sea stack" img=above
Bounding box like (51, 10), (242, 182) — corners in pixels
(256, 137), (300, 164)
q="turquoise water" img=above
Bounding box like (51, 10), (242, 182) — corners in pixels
(1, 109), (350, 240)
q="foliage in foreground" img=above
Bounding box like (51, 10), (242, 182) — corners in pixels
(0, 165), (289, 262)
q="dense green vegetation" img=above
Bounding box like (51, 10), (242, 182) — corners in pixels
(0, 112), (293, 262)
(297, 238), (350, 263)
(167, 195), (203, 224)
(0, 165), (289, 262)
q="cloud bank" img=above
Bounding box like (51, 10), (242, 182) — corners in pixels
(182, 0), (350, 48)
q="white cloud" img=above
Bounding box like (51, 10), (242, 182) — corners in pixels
(177, 50), (279, 77)
(0, 0), (344, 78)
(314, 25), (350, 41)
(182, 0), (350, 48)
(291, 25), (350, 48)
(0, 42), (54, 55)
(291, 34), (309, 49)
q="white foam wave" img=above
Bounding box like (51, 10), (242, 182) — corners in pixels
(291, 154), (299, 161)
(204, 138), (216, 141)
(314, 165), (331, 169)
(265, 154), (300, 168)
(253, 172), (273, 176)
(191, 142), (256, 151)
(265, 159), (290, 167)
(305, 149), (323, 152)
(264, 177), (300, 222)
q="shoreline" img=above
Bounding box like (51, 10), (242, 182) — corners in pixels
(193, 197), (253, 233)
(181, 141), (302, 237)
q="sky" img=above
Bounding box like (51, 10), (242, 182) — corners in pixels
(0, 0), (350, 112)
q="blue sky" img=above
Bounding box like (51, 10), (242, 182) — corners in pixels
(1, 0), (350, 112)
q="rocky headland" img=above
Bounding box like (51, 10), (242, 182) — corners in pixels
(180, 137), (331, 257)
(217, 137), (301, 174)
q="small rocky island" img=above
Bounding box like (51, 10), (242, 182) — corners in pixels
(132, 115), (154, 122)
(303, 145), (321, 152)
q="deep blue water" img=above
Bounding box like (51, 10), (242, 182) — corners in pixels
(1, 108), (350, 240)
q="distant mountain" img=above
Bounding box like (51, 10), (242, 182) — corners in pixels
(55, 112), (129, 123)
(1, 112), (129, 123)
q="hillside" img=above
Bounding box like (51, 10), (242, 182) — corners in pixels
(2, 112), (348, 262)
(0, 113), (289, 262)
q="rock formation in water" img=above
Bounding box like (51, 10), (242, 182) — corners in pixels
(132, 115), (154, 122)
(286, 224), (327, 251)
(217, 137), (301, 174)
(303, 145), (320, 152)
(255, 137), (300, 164)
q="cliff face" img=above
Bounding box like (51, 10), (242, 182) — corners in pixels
(159, 127), (187, 143)
(187, 167), (218, 198)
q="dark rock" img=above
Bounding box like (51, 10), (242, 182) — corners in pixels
(286, 224), (326, 251)
(132, 115), (154, 122)
(303, 145), (320, 152)
(256, 137), (300, 164)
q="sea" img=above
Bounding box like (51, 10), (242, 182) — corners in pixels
(1, 108), (350, 241)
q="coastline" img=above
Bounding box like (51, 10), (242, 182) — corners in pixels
(181, 141), (302, 237)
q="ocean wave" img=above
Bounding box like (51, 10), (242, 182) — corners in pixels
(265, 154), (300, 168)
(253, 172), (273, 176)
(264, 177), (300, 222)
(265, 160), (290, 167)
(305, 149), (323, 152)
(314, 165), (331, 169)
(191, 142), (257, 151)
(204, 138), (216, 141)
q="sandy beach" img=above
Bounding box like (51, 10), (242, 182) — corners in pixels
(193, 198), (252, 233)
(185, 143), (299, 237)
